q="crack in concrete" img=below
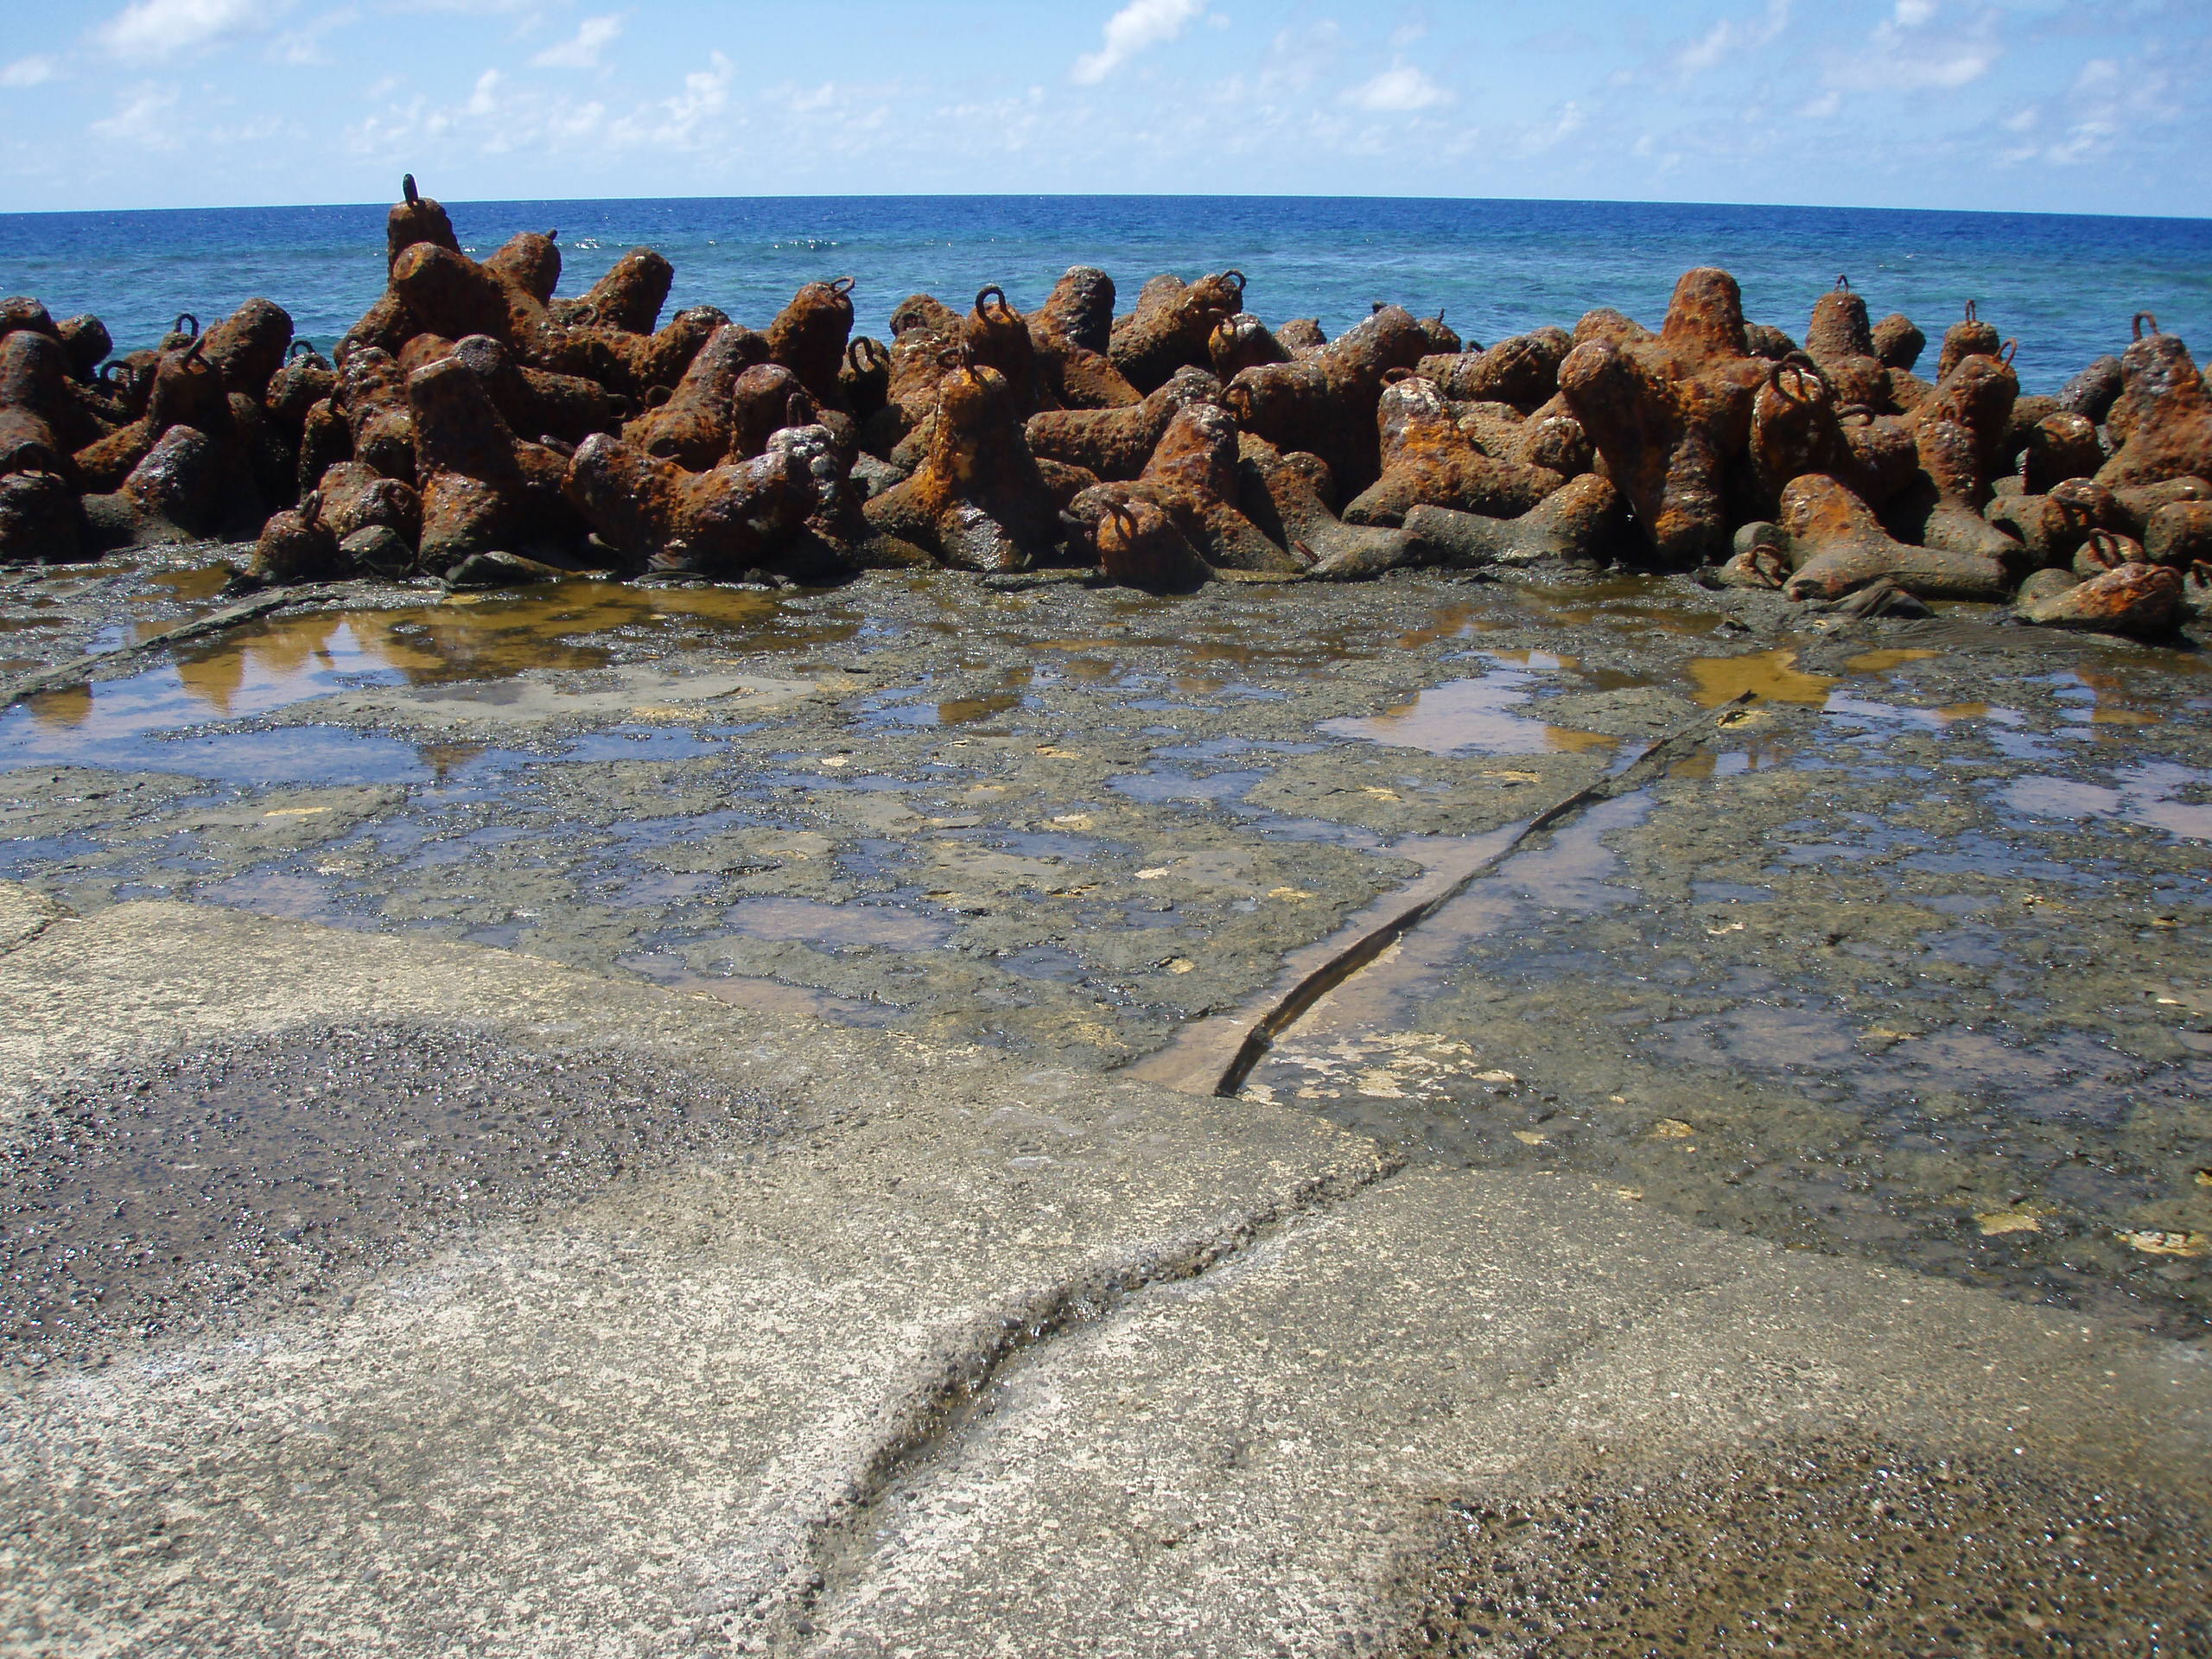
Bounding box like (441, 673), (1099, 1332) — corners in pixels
(0, 913), (64, 957)
(718, 1150), (1408, 1652)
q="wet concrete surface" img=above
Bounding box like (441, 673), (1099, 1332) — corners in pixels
(3, 553), (2209, 1356)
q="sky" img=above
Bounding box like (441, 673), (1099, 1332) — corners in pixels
(0, 0), (2204, 217)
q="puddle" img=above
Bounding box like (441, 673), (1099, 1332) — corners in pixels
(0, 582), (865, 783)
(2003, 764), (2212, 840)
(1109, 768), (1267, 805)
(1321, 667), (1616, 757)
(1686, 648), (1837, 708)
(860, 669), (1033, 729)
(1841, 647), (1942, 674)
(141, 565), (237, 605)
(1821, 695), (2007, 729)
(722, 894), (951, 950)
(1511, 579), (1718, 634)
(2045, 667), (2178, 727)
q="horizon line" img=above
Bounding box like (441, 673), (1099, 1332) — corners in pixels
(4, 189), (2210, 228)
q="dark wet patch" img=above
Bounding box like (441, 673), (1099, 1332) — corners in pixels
(1399, 1436), (2212, 1659)
(0, 1024), (785, 1372)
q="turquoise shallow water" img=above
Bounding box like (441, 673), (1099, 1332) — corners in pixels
(1, 194), (2209, 393)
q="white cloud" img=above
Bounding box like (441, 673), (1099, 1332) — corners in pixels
(1, 55), (60, 86)
(96, 0), (289, 60)
(271, 7), (356, 65)
(1514, 100), (1585, 154)
(1071, 0), (1207, 85)
(1797, 89), (1842, 118)
(1341, 64), (1452, 112)
(1825, 1), (1996, 92)
(1675, 0), (1792, 77)
(2045, 120), (2115, 165)
(89, 81), (181, 145)
(604, 50), (732, 149)
(531, 15), (621, 70)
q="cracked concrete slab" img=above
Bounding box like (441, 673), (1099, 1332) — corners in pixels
(0, 885), (1385, 1656)
(801, 1166), (2212, 1655)
(3, 886), (2209, 1657)
(0, 882), (65, 953)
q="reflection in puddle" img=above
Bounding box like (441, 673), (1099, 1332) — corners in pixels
(142, 564), (237, 604)
(1322, 668), (1615, 756)
(13, 582), (848, 736)
(2047, 668), (2171, 727)
(1686, 649), (1836, 708)
(2003, 764), (2212, 840)
(1512, 580), (1715, 634)
(0, 581), (859, 784)
(862, 666), (1033, 728)
(1822, 696), (2009, 729)
(1842, 648), (1942, 674)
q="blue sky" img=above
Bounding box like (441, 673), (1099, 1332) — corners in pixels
(0, 0), (2204, 216)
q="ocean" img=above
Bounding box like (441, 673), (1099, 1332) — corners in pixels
(2, 194), (2209, 396)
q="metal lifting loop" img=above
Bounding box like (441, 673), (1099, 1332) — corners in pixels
(830, 276), (856, 296)
(2133, 312), (2160, 340)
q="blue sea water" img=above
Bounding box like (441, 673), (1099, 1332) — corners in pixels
(1, 194), (2208, 396)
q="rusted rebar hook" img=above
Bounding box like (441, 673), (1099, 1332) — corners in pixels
(1768, 351), (1831, 403)
(2078, 528), (2139, 571)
